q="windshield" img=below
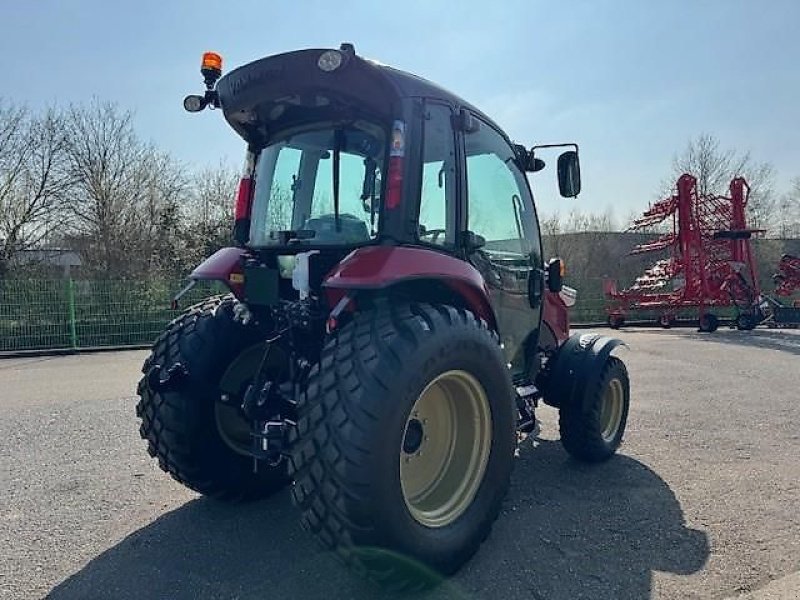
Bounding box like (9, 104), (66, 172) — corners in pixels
(249, 121), (386, 246)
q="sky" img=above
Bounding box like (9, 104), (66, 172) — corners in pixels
(2, 0), (798, 220)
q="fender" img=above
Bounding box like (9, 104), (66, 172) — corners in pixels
(542, 290), (570, 347)
(541, 333), (626, 409)
(323, 245), (497, 329)
(188, 247), (246, 298)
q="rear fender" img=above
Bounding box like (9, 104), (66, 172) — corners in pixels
(541, 333), (626, 408)
(322, 246), (497, 329)
(189, 247), (246, 299)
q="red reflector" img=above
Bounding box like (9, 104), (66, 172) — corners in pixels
(385, 156), (403, 210)
(235, 177), (253, 220)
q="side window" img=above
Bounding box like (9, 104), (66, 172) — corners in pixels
(465, 120), (537, 257)
(418, 103), (456, 246)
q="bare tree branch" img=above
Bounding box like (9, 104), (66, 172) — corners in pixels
(667, 133), (777, 234)
(0, 101), (70, 277)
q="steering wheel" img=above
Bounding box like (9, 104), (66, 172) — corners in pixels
(419, 228), (447, 244)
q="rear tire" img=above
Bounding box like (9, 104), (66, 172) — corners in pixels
(559, 357), (630, 462)
(290, 303), (515, 589)
(136, 295), (289, 501)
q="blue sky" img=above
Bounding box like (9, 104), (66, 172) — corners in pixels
(2, 0), (798, 219)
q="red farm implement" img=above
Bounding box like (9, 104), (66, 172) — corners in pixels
(774, 254), (800, 297)
(604, 174), (763, 332)
(760, 254), (800, 327)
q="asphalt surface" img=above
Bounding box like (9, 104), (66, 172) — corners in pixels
(1, 327), (799, 600)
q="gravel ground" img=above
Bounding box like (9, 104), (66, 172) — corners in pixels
(1, 327), (799, 600)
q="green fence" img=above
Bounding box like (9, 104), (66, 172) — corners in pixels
(0, 279), (225, 353)
(0, 279), (613, 354)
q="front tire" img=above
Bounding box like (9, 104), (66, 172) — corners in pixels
(559, 356), (630, 462)
(290, 303), (515, 589)
(136, 296), (289, 501)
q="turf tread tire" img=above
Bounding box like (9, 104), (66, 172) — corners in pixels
(136, 295), (288, 501)
(559, 356), (630, 463)
(289, 302), (515, 590)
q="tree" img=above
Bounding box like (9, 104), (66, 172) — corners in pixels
(669, 134), (776, 234)
(62, 100), (186, 277)
(776, 177), (800, 238)
(0, 102), (71, 277)
(180, 162), (238, 269)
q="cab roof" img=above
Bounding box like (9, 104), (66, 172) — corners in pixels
(214, 45), (505, 144)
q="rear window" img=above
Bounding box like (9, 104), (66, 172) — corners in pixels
(249, 121), (386, 246)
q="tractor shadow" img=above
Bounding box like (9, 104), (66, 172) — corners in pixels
(49, 441), (708, 600)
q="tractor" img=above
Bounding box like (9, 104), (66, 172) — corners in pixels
(136, 45), (631, 589)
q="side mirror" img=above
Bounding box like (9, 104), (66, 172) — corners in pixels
(557, 150), (581, 198)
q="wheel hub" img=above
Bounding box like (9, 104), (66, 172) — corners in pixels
(402, 418), (424, 454)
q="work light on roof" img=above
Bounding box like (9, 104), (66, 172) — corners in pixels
(318, 50), (343, 72)
(183, 95), (205, 113)
(183, 50), (223, 113)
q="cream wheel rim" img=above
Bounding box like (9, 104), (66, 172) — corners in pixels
(399, 370), (493, 528)
(599, 378), (624, 443)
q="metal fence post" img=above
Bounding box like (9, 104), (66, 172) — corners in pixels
(67, 278), (78, 349)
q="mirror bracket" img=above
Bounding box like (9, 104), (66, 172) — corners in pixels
(514, 144), (546, 172)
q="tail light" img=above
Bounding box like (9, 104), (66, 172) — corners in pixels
(385, 120), (406, 210)
(234, 177), (253, 221)
(233, 151), (256, 245)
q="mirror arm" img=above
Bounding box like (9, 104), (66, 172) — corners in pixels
(530, 142), (579, 154)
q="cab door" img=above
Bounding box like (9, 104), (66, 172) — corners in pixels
(459, 114), (544, 377)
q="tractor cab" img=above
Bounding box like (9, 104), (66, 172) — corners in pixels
(184, 44), (581, 376)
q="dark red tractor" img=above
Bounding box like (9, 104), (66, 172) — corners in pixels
(136, 45), (631, 588)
